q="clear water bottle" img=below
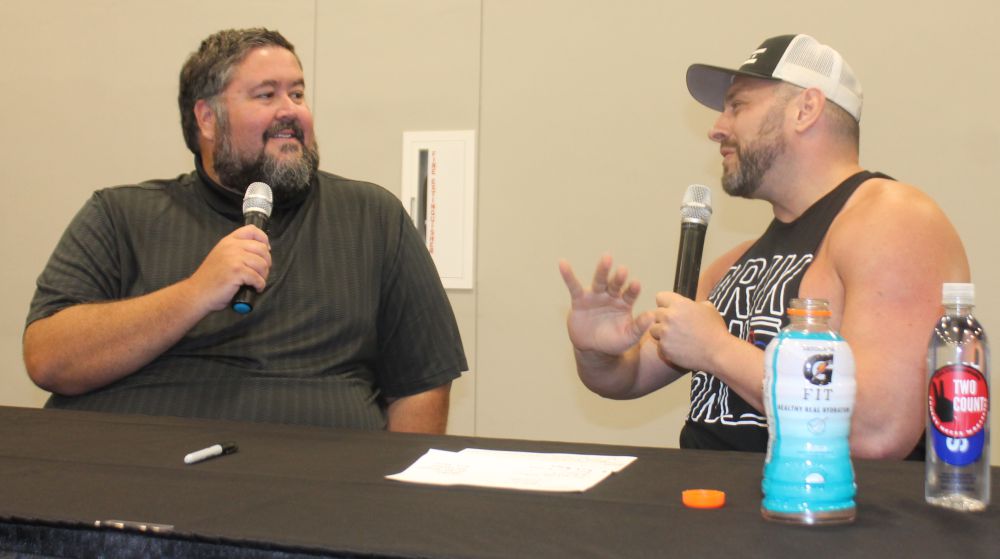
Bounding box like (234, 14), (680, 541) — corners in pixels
(926, 283), (990, 511)
(762, 298), (857, 524)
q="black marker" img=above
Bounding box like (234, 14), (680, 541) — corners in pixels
(184, 441), (238, 465)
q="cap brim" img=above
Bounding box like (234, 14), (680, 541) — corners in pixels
(686, 63), (779, 112)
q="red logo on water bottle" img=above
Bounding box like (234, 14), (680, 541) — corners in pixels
(928, 365), (989, 438)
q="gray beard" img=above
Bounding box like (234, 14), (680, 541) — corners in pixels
(721, 134), (784, 199)
(212, 119), (320, 202)
(721, 103), (787, 199)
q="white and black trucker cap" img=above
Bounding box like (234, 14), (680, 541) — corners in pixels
(686, 34), (863, 122)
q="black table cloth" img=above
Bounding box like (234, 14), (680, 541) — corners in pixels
(0, 406), (997, 558)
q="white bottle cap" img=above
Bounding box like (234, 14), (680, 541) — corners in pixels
(942, 283), (974, 305)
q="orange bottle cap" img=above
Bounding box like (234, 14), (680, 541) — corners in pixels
(682, 489), (726, 509)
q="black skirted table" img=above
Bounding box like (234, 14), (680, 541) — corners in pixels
(0, 406), (997, 558)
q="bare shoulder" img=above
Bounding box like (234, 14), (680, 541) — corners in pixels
(829, 176), (969, 288)
(837, 177), (950, 230)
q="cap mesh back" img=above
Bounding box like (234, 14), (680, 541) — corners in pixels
(784, 39), (835, 78)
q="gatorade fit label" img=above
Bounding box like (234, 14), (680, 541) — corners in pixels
(762, 333), (856, 516)
(929, 364), (989, 466)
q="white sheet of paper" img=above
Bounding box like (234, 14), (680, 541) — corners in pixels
(386, 448), (636, 492)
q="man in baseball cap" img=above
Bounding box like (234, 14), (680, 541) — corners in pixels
(687, 34), (863, 122)
(560, 34), (970, 460)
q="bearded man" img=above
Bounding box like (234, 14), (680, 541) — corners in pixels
(559, 35), (969, 459)
(24, 28), (466, 434)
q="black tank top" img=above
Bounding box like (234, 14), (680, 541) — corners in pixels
(679, 170), (889, 452)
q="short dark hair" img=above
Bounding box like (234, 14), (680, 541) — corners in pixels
(825, 102), (861, 149)
(776, 82), (860, 150)
(178, 28), (299, 154)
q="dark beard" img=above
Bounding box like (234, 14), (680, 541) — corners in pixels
(212, 115), (320, 202)
(721, 104), (786, 199)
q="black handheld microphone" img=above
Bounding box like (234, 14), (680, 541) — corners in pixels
(231, 182), (273, 314)
(672, 184), (713, 299)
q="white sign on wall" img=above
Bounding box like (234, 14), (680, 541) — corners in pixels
(400, 130), (477, 290)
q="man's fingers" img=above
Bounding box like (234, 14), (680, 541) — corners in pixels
(563, 255), (641, 305)
(607, 265), (630, 295)
(247, 251), (271, 281)
(635, 310), (655, 336)
(621, 280), (642, 306)
(590, 254), (613, 293)
(647, 321), (664, 341)
(233, 223), (270, 244)
(655, 290), (683, 308)
(558, 259), (584, 299)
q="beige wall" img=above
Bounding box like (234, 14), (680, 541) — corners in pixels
(2, 0), (997, 464)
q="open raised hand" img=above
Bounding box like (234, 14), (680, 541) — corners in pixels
(558, 254), (650, 357)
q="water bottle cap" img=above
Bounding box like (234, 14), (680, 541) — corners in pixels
(941, 283), (974, 305)
(682, 489), (726, 509)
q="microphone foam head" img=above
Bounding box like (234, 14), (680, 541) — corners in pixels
(681, 184), (712, 225)
(243, 182), (273, 217)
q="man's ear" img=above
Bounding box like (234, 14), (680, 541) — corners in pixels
(793, 88), (826, 132)
(194, 99), (217, 142)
